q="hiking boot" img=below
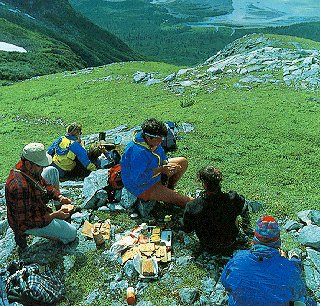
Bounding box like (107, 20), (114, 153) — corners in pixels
(14, 234), (27, 250)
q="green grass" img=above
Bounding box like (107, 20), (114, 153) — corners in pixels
(0, 56), (319, 219)
(1, 35), (320, 303)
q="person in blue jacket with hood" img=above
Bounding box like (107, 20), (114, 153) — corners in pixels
(120, 118), (193, 207)
(48, 122), (96, 179)
(221, 215), (316, 306)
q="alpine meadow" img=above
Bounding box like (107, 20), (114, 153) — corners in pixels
(0, 1), (320, 305)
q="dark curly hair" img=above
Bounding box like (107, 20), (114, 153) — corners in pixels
(198, 166), (222, 192)
(141, 118), (168, 138)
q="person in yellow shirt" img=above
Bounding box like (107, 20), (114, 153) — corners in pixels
(48, 122), (96, 179)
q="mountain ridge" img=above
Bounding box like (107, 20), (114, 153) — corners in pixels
(0, 0), (141, 81)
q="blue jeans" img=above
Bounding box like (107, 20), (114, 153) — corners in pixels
(25, 219), (77, 244)
(42, 166), (60, 189)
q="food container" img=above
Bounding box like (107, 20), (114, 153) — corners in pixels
(126, 286), (136, 305)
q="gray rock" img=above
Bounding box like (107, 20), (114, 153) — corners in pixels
(283, 220), (302, 231)
(0, 219), (9, 235)
(209, 281), (228, 305)
(118, 188), (137, 209)
(177, 68), (192, 76)
(179, 288), (198, 305)
(82, 169), (108, 208)
(179, 80), (195, 87)
(136, 281), (149, 295)
(60, 180), (84, 188)
(239, 75), (264, 83)
(207, 67), (223, 74)
(304, 261), (320, 299)
(146, 78), (161, 86)
(310, 210), (320, 226)
(71, 211), (90, 223)
(109, 280), (128, 291)
(176, 255), (194, 265)
(201, 277), (215, 295)
(199, 295), (210, 305)
(306, 248), (320, 272)
(0, 228), (15, 264)
(163, 73), (176, 82)
(123, 260), (138, 278)
(297, 210), (313, 224)
(233, 83), (251, 89)
(136, 302), (153, 306)
(133, 71), (148, 83)
(0, 196), (6, 206)
(298, 225), (320, 249)
(63, 255), (75, 273)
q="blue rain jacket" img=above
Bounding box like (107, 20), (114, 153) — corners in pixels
(48, 134), (91, 171)
(120, 130), (167, 197)
(221, 245), (308, 306)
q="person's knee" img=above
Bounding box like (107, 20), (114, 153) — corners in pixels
(170, 156), (188, 170)
(42, 166), (59, 189)
(62, 226), (77, 244)
(179, 157), (188, 170)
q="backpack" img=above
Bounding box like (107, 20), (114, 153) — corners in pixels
(161, 121), (178, 152)
(6, 264), (65, 306)
(108, 164), (123, 189)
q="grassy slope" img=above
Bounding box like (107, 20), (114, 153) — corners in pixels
(0, 0), (140, 81)
(1, 34), (320, 304)
(0, 18), (85, 81)
(0, 44), (319, 219)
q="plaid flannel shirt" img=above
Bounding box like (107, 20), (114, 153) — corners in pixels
(5, 161), (61, 235)
(6, 264), (65, 304)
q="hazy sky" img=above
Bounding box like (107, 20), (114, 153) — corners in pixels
(199, 0), (320, 28)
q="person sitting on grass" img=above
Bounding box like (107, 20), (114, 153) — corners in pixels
(183, 166), (251, 254)
(5, 143), (77, 249)
(120, 118), (193, 208)
(221, 215), (316, 306)
(48, 122), (96, 179)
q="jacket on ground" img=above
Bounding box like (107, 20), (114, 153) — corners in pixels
(221, 245), (307, 306)
(120, 130), (167, 197)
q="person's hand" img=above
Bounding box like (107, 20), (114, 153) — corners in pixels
(51, 209), (70, 220)
(59, 195), (72, 205)
(162, 163), (181, 176)
(98, 144), (107, 154)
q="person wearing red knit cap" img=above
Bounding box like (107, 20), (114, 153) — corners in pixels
(221, 215), (316, 306)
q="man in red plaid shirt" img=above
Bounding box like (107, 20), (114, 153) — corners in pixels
(5, 143), (77, 249)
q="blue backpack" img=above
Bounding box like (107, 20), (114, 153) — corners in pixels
(161, 121), (178, 152)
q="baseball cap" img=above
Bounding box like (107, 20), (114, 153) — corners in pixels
(22, 143), (52, 167)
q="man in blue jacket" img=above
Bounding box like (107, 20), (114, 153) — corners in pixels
(221, 215), (315, 306)
(120, 118), (193, 207)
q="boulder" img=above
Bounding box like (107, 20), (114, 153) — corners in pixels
(298, 225), (320, 249)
